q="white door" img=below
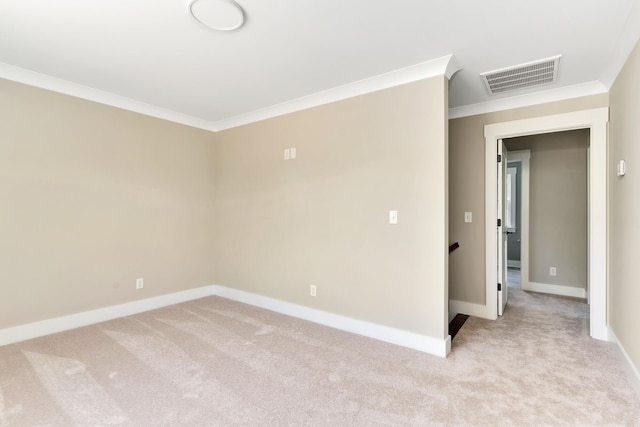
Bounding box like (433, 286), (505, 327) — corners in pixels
(497, 140), (508, 316)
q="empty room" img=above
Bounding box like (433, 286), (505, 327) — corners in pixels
(1, 0), (640, 425)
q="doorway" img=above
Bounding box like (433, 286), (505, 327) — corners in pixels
(503, 131), (590, 300)
(484, 108), (608, 341)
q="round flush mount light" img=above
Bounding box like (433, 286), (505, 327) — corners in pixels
(189, 0), (245, 31)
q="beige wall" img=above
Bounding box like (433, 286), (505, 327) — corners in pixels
(609, 40), (640, 372)
(449, 93), (608, 305)
(505, 130), (589, 289)
(0, 79), (217, 329)
(214, 77), (449, 339)
(1, 75), (451, 344)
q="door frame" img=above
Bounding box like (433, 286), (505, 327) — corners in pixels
(484, 107), (608, 341)
(506, 150), (530, 291)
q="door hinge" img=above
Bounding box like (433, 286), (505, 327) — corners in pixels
(497, 154), (502, 163)
(498, 283), (502, 291)
(497, 218), (502, 227)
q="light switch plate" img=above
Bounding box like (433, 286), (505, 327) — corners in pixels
(290, 147), (296, 159)
(284, 149), (290, 160)
(389, 210), (398, 224)
(465, 212), (472, 223)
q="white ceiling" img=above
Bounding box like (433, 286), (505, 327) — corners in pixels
(1, 0), (639, 130)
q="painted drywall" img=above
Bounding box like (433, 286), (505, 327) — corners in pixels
(505, 130), (588, 290)
(449, 93), (608, 305)
(214, 77), (449, 339)
(609, 40), (640, 374)
(0, 79), (217, 329)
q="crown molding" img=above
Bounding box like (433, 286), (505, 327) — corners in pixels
(599, 0), (640, 88)
(0, 62), (220, 132)
(1, 55), (460, 133)
(213, 54), (460, 131)
(448, 81), (608, 120)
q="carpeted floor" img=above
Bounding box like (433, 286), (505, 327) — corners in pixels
(1, 288), (638, 426)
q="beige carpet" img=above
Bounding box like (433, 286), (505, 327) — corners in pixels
(1, 288), (639, 426)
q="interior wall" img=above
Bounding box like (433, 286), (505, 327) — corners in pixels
(505, 130), (589, 290)
(214, 77), (449, 339)
(0, 79), (218, 329)
(449, 93), (608, 305)
(609, 40), (640, 373)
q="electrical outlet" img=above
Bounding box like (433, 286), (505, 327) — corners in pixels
(136, 278), (144, 289)
(290, 147), (296, 159)
(549, 267), (557, 277)
(310, 284), (316, 297)
(284, 148), (290, 160)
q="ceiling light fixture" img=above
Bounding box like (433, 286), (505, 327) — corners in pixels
(189, 0), (245, 31)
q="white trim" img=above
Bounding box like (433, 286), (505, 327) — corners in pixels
(507, 260), (521, 268)
(608, 328), (640, 399)
(599, 0), (640, 88)
(506, 166), (517, 229)
(449, 299), (493, 320)
(449, 81), (608, 120)
(0, 284), (452, 358)
(212, 285), (451, 357)
(214, 55), (460, 131)
(484, 107), (609, 340)
(507, 150), (531, 292)
(1, 55), (460, 133)
(523, 282), (587, 299)
(0, 62), (219, 132)
(0, 286), (216, 347)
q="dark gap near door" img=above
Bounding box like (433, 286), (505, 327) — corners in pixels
(448, 314), (469, 340)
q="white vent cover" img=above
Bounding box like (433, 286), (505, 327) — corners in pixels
(480, 55), (561, 95)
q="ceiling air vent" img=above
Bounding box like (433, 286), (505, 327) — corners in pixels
(480, 55), (561, 95)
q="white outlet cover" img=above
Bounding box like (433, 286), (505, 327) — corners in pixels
(284, 148), (290, 160)
(465, 212), (472, 223)
(290, 147), (296, 159)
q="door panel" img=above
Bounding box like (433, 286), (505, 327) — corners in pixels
(497, 141), (508, 316)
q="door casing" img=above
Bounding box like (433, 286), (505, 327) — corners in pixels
(483, 107), (608, 341)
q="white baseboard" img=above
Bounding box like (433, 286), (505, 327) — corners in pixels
(449, 299), (495, 320)
(507, 260), (521, 268)
(0, 284), (451, 358)
(212, 285), (450, 357)
(608, 328), (640, 399)
(0, 286), (216, 347)
(522, 282), (587, 299)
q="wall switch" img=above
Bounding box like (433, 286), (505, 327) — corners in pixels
(136, 278), (144, 289)
(464, 212), (472, 223)
(284, 149), (290, 160)
(389, 210), (398, 224)
(549, 267), (557, 277)
(290, 147), (296, 159)
(310, 284), (316, 297)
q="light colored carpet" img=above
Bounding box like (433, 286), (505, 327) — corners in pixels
(1, 288), (638, 426)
